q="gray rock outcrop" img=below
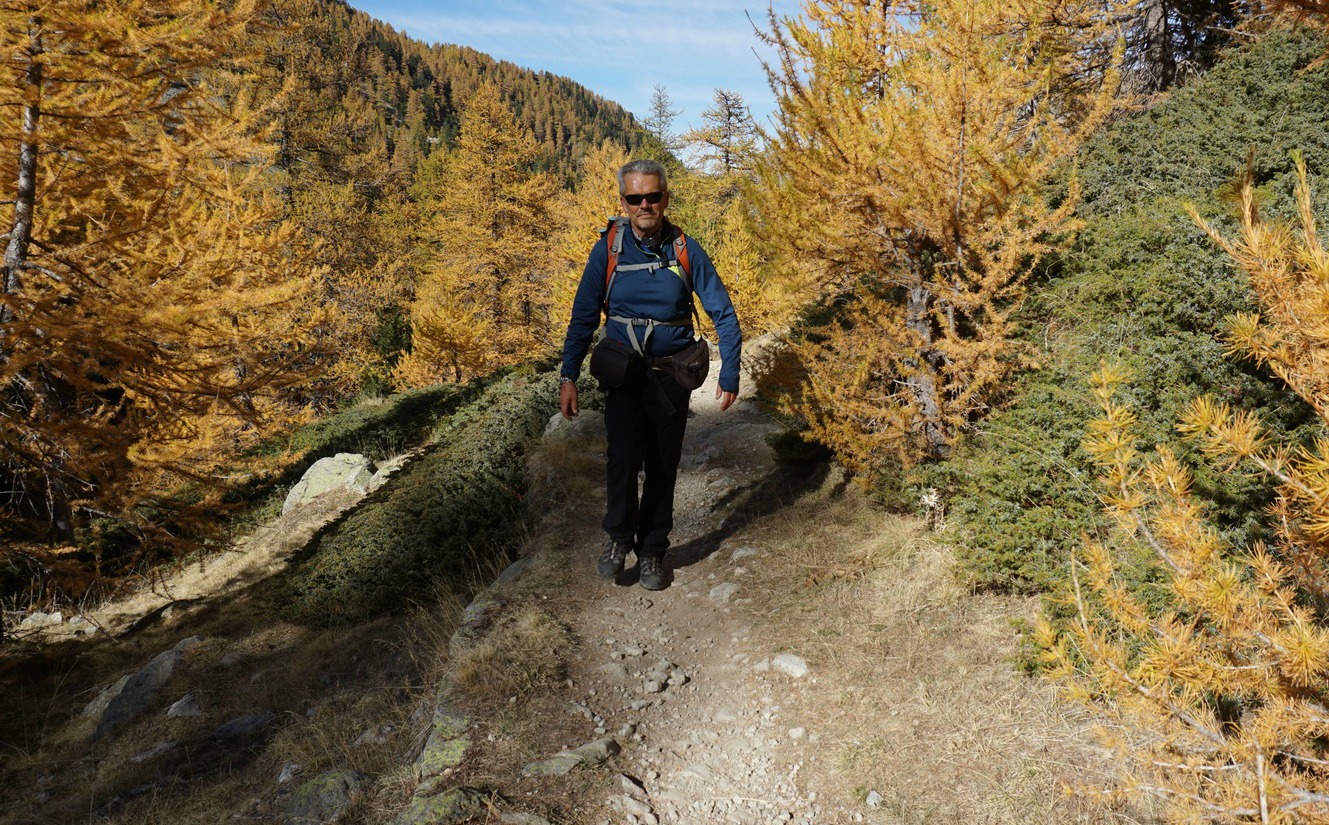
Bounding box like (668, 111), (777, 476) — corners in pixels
(90, 636), (202, 741)
(210, 711), (276, 745)
(285, 769), (368, 825)
(390, 786), (487, 825)
(521, 736), (621, 777)
(282, 453), (377, 515)
(417, 709), (470, 778)
(543, 410), (606, 442)
(166, 693), (201, 719)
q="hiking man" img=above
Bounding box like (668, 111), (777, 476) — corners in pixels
(559, 159), (743, 591)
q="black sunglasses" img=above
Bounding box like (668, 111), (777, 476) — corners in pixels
(623, 191), (664, 206)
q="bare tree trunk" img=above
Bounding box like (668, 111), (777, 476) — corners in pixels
(1139, 0), (1176, 92)
(903, 283), (949, 460)
(2, 20), (42, 329)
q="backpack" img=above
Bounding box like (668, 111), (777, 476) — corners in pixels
(601, 217), (692, 309)
(597, 217), (706, 374)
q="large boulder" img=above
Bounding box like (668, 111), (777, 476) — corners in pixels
(282, 454), (377, 515)
(89, 636), (202, 741)
(543, 410), (605, 442)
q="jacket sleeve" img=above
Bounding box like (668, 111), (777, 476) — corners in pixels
(559, 238), (608, 381)
(688, 240), (743, 393)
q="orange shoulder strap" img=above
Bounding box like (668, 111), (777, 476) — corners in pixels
(602, 220), (695, 312)
(602, 218), (625, 311)
(672, 227), (692, 291)
(673, 226), (701, 331)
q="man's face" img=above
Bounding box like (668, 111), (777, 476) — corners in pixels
(620, 172), (669, 237)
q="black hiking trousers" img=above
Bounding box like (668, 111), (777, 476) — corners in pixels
(603, 370), (691, 559)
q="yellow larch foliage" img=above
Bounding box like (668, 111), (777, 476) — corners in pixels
(393, 268), (492, 386)
(396, 83), (560, 387)
(709, 193), (795, 336)
(757, 0), (1124, 466)
(1043, 155), (1329, 822)
(548, 139), (630, 344)
(1192, 154), (1329, 421)
(285, 179), (414, 397)
(0, 0), (325, 547)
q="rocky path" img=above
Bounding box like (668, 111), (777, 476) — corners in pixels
(569, 564), (838, 825)
(540, 363), (863, 825)
(512, 347), (1134, 825)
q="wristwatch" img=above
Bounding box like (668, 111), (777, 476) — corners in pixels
(559, 376), (574, 384)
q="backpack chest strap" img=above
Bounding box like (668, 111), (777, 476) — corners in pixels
(603, 219), (694, 311)
(614, 260), (674, 274)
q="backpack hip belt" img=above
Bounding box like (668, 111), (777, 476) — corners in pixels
(607, 314), (691, 356)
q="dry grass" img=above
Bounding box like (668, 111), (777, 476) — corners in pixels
(525, 429), (604, 524)
(449, 607), (572, 712)
(734, 488), (1159, 824)
(0, 592), (464, 825)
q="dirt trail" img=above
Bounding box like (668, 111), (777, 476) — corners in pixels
(513, 352), (1137, 825)
(519, 352), (902, 825)
(545, 365), (839, 824)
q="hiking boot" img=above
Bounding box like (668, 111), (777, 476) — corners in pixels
(638, 555), (668, 591)
(597, 539), (630, 579)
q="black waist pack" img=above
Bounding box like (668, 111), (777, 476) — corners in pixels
(651, 338), (710, 391)
(589, 336), (644, 388)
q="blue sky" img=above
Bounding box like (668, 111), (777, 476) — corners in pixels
(344, 0), (806, 134)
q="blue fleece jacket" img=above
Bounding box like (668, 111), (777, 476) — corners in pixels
(560, 219), (743, 393)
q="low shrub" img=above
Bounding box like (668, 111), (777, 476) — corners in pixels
(235, 381), (486, 496)
(931, 27), (1329, 593)
(275, 368), (558, 626)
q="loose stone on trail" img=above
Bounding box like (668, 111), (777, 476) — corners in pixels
(772, 653), (810, 679)
(730, 546), (759, 563)
(521, 737), (621, 777)
(709, 582), (741, 603)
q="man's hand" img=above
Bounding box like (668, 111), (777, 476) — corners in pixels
(560, 381), (580, 420)
(716, 384), (737, 412)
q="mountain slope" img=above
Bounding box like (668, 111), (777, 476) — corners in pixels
(262, 0), (655, 193)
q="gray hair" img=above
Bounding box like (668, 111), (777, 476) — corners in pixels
(617, 159), (668, 194)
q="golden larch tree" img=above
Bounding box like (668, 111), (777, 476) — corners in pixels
(710, 193), (797, 336)
(757, 0), (1122, 467)
(255, 0), (413, 397)
(1042, 158), (1329, 820)
(548, 139), (629, 345)
(0, 0), (324, 549)
(395, 83), (559, 387)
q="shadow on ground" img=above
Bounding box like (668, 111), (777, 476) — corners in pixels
(667, 459), (843, 570)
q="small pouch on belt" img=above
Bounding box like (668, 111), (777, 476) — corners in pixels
(588, 336), (644, 388)
(651, 338), (710, 391)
